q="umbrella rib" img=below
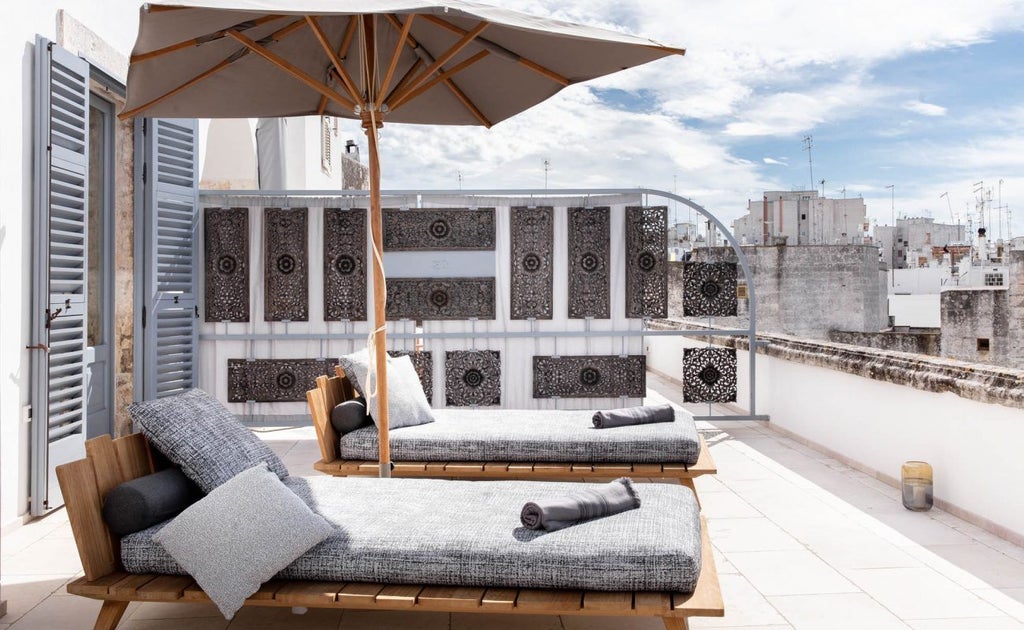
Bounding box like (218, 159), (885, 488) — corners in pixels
(375, 14), (415, 111)
(306, 16), (364, 108)
(420, 14), (570, 86)
(381, 58), (424, 106)
(387, 21), (490, 109)
(388, 49), (488, 112)
(131, 14), (284, 64)
(226, 29), (358, 112)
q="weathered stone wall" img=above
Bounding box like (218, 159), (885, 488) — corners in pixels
(670, 245), (885, 339)
(828, 330), (940, 356)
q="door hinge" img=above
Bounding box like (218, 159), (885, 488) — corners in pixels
(142, 118), (147, 135)
(195, 305), (199, 318)
(142, 162), (147, 184)
(142, 305), (147, 329)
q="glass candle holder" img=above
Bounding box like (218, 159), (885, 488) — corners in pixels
(901, 461), (933, 511)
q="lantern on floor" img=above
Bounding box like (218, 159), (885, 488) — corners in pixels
(901, 461), (933, 511)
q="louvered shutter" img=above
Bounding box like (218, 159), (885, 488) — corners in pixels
(139, 119), (200, 400)
(30, 38), (89, 515)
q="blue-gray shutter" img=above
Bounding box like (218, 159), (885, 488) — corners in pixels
(30, 38), (89, 515)
(139, 118), (200, 400)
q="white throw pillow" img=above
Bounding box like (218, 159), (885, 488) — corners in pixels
(337, 349), (435, 429)
(152, 464), (334, 619)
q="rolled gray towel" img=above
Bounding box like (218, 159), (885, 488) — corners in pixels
(592, 403), (675, 429)
(520, 477), (641, 531)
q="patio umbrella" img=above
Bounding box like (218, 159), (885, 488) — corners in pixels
(122, 0), (685, 477)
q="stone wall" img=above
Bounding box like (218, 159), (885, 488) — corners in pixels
(828, 330), (940, 356)
(670, 245), (886, 339)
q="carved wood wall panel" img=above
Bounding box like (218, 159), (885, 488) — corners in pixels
(383, 208), (496, 250)
(227, 358), (337, 402)
(682, 348), (737, 403)
(204, 207), (250, 322)
(625, 206), (668, 318)
(683, 262), (738, 317)
(533, 355), (646, 398)
(264, 208), (309, 321)
(386, 277), (495, 320)
(323, 208), (367, 321)
(388, 350), (434, 403)
(509, 206), (554, 320)
(445, 350), (501, 406)
(567, 207), (610, 319)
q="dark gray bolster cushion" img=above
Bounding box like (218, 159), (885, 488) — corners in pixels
(330, 398), (372, 435)
(102, 467), (201, 536)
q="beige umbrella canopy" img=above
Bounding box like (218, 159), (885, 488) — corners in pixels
(122, 0), (684, 476)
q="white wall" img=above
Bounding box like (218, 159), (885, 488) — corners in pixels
(889, 294), (941, 328)
(646, 334), (1024, 542)
(0, 3), (143, 529)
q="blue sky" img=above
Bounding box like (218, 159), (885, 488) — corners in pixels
(362, 0), (1024, 239)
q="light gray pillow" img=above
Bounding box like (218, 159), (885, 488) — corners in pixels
(152, 463), (334, 619)
(338, 349), (435, 429)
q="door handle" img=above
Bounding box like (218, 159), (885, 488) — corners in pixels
(26, 343), (49, 353)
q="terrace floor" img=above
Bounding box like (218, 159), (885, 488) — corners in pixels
(3, 372), (1024, 629)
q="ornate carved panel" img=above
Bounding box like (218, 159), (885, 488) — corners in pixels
(227, 358), (337, 402)
(264, 208), (308, 321)
(625, 206), (668, 318)
(323, 208), (367, 321)
(567, 207), (610, 319)
(683, 262), (738, 317)
(509, 206), (554, 320)
(533, 355), (646, 398)
(682, 348), (737, 403)
(388, 350), (434, 403)
(204, 207), (250, 322)
(386, 277), (495, 320)
(445, 350), (501, 406)
(383, 208), (495, 250)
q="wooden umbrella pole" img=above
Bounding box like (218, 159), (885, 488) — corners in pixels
(363, 113), (390, 478)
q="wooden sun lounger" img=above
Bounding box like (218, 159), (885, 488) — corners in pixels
(57, 433), (724, 629)
(307, 373), (717, 502)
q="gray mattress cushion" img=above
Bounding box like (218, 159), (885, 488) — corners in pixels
(122, 476), (702, 593)
(340, 408), (701, 464)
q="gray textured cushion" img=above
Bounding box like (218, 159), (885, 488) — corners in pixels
(102, 467), (201, 536)
(330, 399), (372, 435)
(123, 476), (701, 593)
(340, 407), (701, 464)
(337, 349), (434, 430)
(152, 464), (334, 619)
(128, 389), (289, 493)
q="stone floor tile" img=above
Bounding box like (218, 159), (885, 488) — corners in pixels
(809, 540), (921, 571)
(562, 615), (665, 629)
(920, 544), (1024, 589)
(699, 491), (763, 519)
(228, 606), (342, 629)
(706, 518), (804, 553)
(0, 575), (77, 623)
(907, 619), (1024, 629)
(726, 549), (857, 596)
(686, 574), (788, 628)
(2, 537), (84, 576)
(768, 593), (910, 629)
(7, 588), (104, 629)
(121, 618), (230, 630)
(972, 589), (1024, 623)
(129, 601), (224, 620)
(844, 567), (1004, 620)
(1000, 588), (1024, 605)
(451, 613), (562, 630)
(338, 609), (448, 630)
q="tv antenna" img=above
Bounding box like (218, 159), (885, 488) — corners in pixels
(543, 159), (550, 189)
(802, 135), (814, 192)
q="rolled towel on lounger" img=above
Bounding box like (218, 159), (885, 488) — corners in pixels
(592, 403), (675, 429)
(520, 477), (641, 531)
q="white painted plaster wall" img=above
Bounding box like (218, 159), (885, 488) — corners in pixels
(646, 333), (1024, 541)
(889, 294), (941, 328)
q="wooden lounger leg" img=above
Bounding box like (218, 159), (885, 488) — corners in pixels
(663, 616), (689, 630)
(679, 478), (701, 509)
(93, 600), (129, 630)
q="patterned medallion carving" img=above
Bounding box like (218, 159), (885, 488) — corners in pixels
(386, 278), (495, 320)
(683, 262), (738, 317)
(682, 348), (737, 403)
(510, 206), (553, 319)
(383, 208), (496, 250)
(533, 355), (646, 398)
(227, 359), (338, 402)
(568, 207), (610, 319)
(388, 350), (434, 403)
(323, 208), (367, 321)
(625, 206), (668, 318)
(445, 350), (501, 406)
(264, 208), (309, 321)
(204, 207), (250, 322)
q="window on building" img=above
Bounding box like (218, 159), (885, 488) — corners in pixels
(801, 214), (806, 220)
(320, 115), (332, 175)
(977, 338), (991, 352)
(984, 273), (1004, 287)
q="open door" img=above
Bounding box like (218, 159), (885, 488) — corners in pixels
(137, 118), (200, 400)
(29, 38), (89, 515)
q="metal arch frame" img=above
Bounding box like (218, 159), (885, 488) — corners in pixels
(198, 187), (765, 420)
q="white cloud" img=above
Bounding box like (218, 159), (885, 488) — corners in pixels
(903, 100), (948, 116)
(763, 157), (787, 165)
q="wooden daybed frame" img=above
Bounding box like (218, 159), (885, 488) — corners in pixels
(307, 373), (717, 501)
(57, 433), (724, 629)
